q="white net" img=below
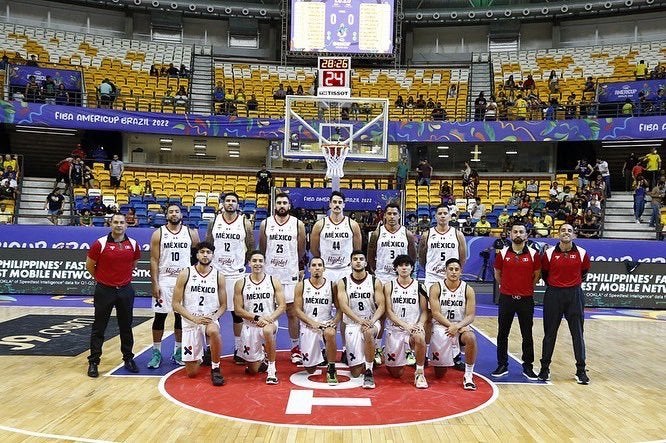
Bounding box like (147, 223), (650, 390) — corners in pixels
(322, 144), (349, 191)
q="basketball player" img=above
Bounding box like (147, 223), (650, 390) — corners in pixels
(206, 192), (255, 364)
(171, 241), (227, 386)
(337, 250), (385, 389)
(310, 191), (362, 283)
(234, 250), (286, 384)
(293, 257), (341, 384)
(429, 258), (478, 391)
(367, 202), (417, 365)
(148, 203), (200, 368)
(383, 255), (429, 389)
(259, 192), (306, 365)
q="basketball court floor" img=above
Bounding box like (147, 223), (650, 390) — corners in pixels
(0, 293), (664, 442)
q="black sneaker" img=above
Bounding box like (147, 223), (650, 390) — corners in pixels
(244, 361), (268, 374)
(491, 365), (509, 377)
(211, 367), (225, 386)
(123, 359), (139, 373)
(362, 369), (375, 389)
(522, 368), (539, 380)
(453, 353), (465, 371)
(233, 350), (245, 365)
(575, 369), (590, 385)
(87, 362), (99, 378)
(202, 346), (211, 366)
(537, 368), (551, 381)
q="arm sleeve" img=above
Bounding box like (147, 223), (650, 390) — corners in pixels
(133, 243), (142, 261)
(493, 251), (503, 271)
(87, 240), (101, 261)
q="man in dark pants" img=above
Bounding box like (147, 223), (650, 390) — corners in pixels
(492, 223), (541, 380)
(85, 213), (142, 377)
(538, 224), (591, 385)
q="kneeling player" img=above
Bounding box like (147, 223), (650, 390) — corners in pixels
(234, 251), (286, 385)
(294, 257), (341, 384)
(172, 241), (227, 386)
(429, 258), (478, 390)
(337, 250), (385, 389)
(383, 255), (429, 389)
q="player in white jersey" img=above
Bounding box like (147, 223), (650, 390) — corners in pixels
(234, 250), (286, 384)
(171, 242), (227, 386)
(337, 250), (385, 389)
(429, 258), (478, 390)
(148, 203), (200, 368)
(259, 192), (306, 365)
(206, 192), (255, 364)
(419, 203), (467, 291)
(294, 257), (341, 384)
(367, 202), (418, 365)
(310, 191), (362, 284)
(383, 254), (429, 389)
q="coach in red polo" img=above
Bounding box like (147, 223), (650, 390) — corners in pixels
(85, 213), (142, 378)
(492, 222), (541, 380)
(538, 223), (591, 385)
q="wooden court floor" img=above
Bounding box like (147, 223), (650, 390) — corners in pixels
(1, 305), (664, 442)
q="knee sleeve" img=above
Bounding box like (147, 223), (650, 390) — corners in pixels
(152, 312), (168, 330)
(231, 311), (243, 324)
(174, 312), (182, 330)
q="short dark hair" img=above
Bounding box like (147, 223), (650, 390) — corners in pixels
(310, 256), (325, 266)
(392, 254), (414, 269)
(330, 190), (345, 201)
(510, 222), (527, 231)
(248, 249), (264, 261)
(275, 192), (291, 203)
(435, 203), (450, 212)
(445, 258), (461, 268)
(350, 249), (366, 260)
(385, 202), (400, 212)
(166, 203), (181, 211)
(194, 241), (215, 252)
(224, 192), (240, 202)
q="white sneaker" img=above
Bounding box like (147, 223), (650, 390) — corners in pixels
(636, 219), (641, 224)
(463, 375), (477, 391)
(414, 372), (429, 389)
(266, 372), (278, 385)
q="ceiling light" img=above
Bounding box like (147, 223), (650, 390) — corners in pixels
(227, 141), (240, 147)
(160, 147), (172, 151)
(194, 144), (207, 149)
(195, 152), (206, 156)
(229, 153), (240, 158)
(505, 150), (518, 154)
(470, 158), (481, 162)
(160, 138), (173, 143)
(438, 154), (449, 158)
(470, 150), (482, 154)
(437, 146), (449, 150)
(228, 150), (240, 154)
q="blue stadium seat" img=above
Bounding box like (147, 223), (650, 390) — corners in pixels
(92, 216), (106, 227)
(197, 220), (210, 230)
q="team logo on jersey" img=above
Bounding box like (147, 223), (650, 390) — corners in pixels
(160, 351), (497, 427)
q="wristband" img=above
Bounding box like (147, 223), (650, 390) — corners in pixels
(254, 315), (260, 321)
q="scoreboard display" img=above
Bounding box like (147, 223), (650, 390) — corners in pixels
(317, 57), (351, 97)
(290, 0), (394, 55)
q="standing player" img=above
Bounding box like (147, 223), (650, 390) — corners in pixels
(234, 250), (286, 384)
(148, 203), (200, 369)
(337, 250), (385, 389)
(259, 192), (306, 364)
(293, 257), (341, 384)
(367, 202), (417, 364)
(429, 258), (478, 390)
(310, 191), (362, 283)
(206, 192), (255, 363)
(171, 242), (227, 386)
(383, 255), (429, 389)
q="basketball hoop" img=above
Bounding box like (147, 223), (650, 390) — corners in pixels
(322, 144), (349, 180)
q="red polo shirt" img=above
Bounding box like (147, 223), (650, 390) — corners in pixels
(88, 233), (141, 287)
(494, 245), (540, 296)
(541, 243), (590, 288)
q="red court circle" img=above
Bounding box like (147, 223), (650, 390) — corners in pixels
(160, 351), (497, 427)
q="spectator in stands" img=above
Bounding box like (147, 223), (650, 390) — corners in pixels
(650, 64), (665, 80)
(213, 82), (225, 102)
(406, 96), (415, 108)
(460, 217), (474, 236)
(504, 75), (516, 99)
(512, 177), (526, 194)
(448, 84), (457, 97)
(79, 209), (93, 227)
(296, 85), (305, 95)
(533, 215), (550, 238)
(549, 182), (559, 199)
(0, 166), (17, 189)
(449, 213), (460, 228)
(596, 157), (611, 197)
(564, 94), (577, 119)
(0, 54), (8, 70)
(497, 209), (509, 229)
(417, 215), (431, 235)
(439, 180), (453, 204)
(179, 64), (189, 77)
(55, 156), (72, 189)
(635, 60), (648, 80)
(474, 214), (491, 236)
(544, 98), (558, 120)
(98, 78), (114, 109)
(143, 179), (154, 197)
(235, 88), (246, 103)
(431, 102), (446, 121)
(394, 95), (404, 108)
(273, 83), (286, 100)
(531, 196), (546, 212)
(545, 195), (560, 214)
(633, 175), (649, 223)
(474, 92), (487, 121)
(3, 154), (17, 173)
(55, 84), (70, 106)
(631, 160), (646, 188)
(548, 70), (560, 95)
(76, 195), (91, 213)
(150, 64), (159, 77)
(45, 187), (64, 225)
(622, 153), (638, 191)
(174, 86), (188, 107)
(415, 95), (427, 109)
(497, 91), (509, 120)
(0, 178), (14, 200)
(485, 95), (498, 121)
(41, 75), (57, 105)
(247, 94), (259, 112)
(579, 213), (600, 239)
(395, 158), (409, 190)
(514, 94), (528, 120)
(622, 98), (633, 116)
(406, 214), (418, 234)
(416, 159), (432, 186)
(109, 154), (124, 188)
(522, 74), (535, 92)
(166, 63), (179, 77)
(525, 179), (538, 194)
(25, 75), (41, 103)
(90, 196), (106, 216)
(587, 194), (602, 216)
(0, 202), (12, 224)
(128, 178), (144, 196)
(12, 51), (25, 64)
(583, 76), (595, 94)
(649, 179), (665, 228)
(468, 197), (485, 223)
(125, 207), (139, 227)
(26, 54), (39, 67)
(642, 147), (662, 188)
(255, 164), (272, 194)
(575, 159), (594, 189)
(69, 156), (84, 187)
(281, 85), (292, 96)
(426, 97), (435, 109)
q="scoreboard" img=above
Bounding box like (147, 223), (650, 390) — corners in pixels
(317, 57), (351, 98)
(290, 0), (394, 55)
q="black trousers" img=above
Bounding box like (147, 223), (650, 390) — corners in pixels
(88, 283), (135, 364)
(540, 286), (586, 371)
(496, 295), (534, 369)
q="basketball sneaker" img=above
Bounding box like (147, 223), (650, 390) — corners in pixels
(463, 375), (477, 391)
(522, 368), (539, 381)
(233, 350), (245, 365)
(211, 367), (225, 386)
(291, 346), (303, 365)
(326, 369), (338, 385)
(575, 369), (590, 385)
(171, 347), (184, 366)
(537, 368), (551, 381)
(405, 349), (417, 366)
(362, 369), (375, 389)
(453, 353), (465, 371)
(491, 365), (509, 377)
(266, 372), (279, 385)
(374, 347), (384, 366)
(414, 372), (429, 389)
(147, 348), (162, 369)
